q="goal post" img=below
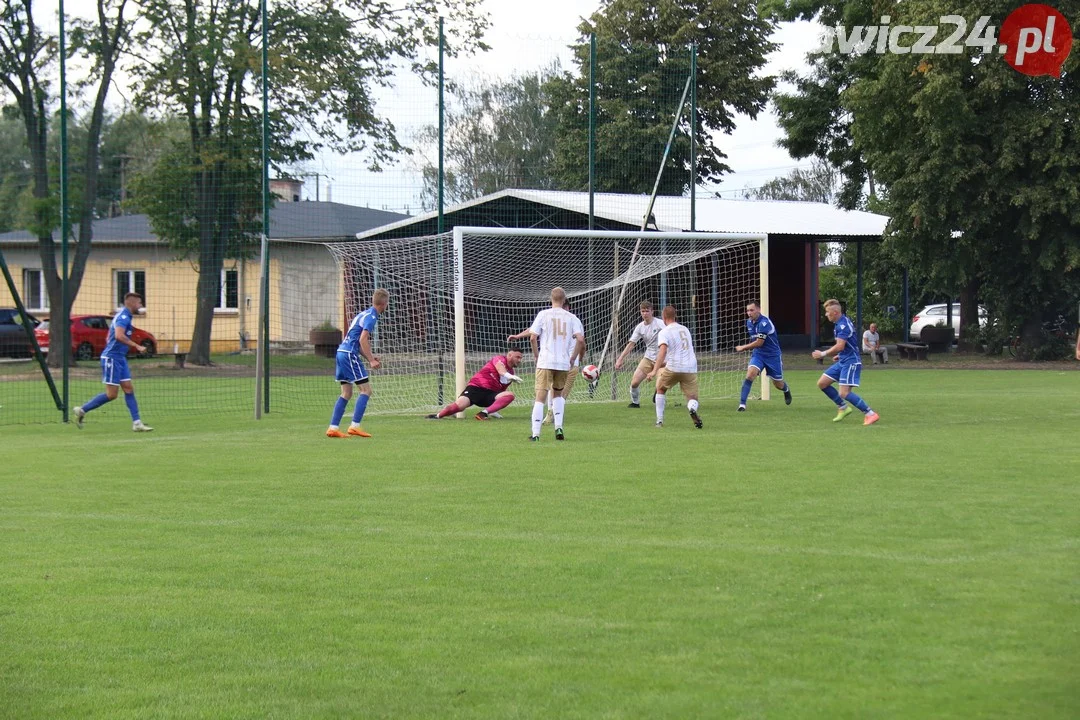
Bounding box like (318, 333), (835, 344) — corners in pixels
(264, 228), (767, 416)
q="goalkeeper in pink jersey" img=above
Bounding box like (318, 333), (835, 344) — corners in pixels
(427, 349), (524, 420)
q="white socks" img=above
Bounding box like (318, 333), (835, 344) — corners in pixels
(532, 401), (544, 437)
(553, 396), (565, 428)
(688, 399), (699, 413)
(655, 393), (666, 423)
(631, 386), (640, 404)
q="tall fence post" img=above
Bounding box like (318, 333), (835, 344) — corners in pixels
(588, 33), (596, 232)
(436, 16), (445, 404)
(690, 43), (697, 233)
(59, 0), (71, 420)
(260, 0), (271, 414)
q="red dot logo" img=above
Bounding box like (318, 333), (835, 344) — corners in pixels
(1000, 4), (1073, 77)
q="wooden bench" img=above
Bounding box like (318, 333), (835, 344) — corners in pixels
(896, 342), (929, 360)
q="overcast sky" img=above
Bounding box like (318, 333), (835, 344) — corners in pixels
(56, 0), (824, 211)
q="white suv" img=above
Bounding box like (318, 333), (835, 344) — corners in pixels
(910, 304), (987, 340)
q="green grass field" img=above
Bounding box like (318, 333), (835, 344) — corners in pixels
(3, 369), (1079, 718)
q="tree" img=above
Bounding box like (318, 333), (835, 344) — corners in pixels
(96, 111), (188, 217)
(744, 159), (837, 203)
(546, 0), (777, 195)
(764, 0), (883, 210)
(0, 106), (172, 232)
(843, 0), (1080, 356)
(128, 0), (488, 365)
(767, 0), (1080, 356)
(417, 66), (561, 210)
(0, 0), (130, 367)
(0, 108), (32, 232)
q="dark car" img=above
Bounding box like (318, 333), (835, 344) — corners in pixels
(0, 308), (41, 358)
(35, 314), (157, 360)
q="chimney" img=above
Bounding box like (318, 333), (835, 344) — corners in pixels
(269, 177), (303, 202)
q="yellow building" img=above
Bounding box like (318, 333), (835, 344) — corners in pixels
(0, 202), (408, 354)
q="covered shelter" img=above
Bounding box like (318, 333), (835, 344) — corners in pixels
(358, 190), (889, 349)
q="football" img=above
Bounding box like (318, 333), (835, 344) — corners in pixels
(581, 364), (600, 382)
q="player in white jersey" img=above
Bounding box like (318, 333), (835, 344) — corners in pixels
(542, 300), (584, 425)
(645, 305), (703, 429)
(507, 286), (584, 442)
(614, 300), (664, 408)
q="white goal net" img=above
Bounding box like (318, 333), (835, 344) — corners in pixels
(278, 227), (766, 415)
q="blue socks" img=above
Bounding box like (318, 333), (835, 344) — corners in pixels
(330, 396), (348, 426)
(330, 394), (371, 427)
(124, 393), (140, 421)
(740, 378), (753, 405)
(352, 394), (369, 425)
(82, 393), (110, 412)
(845, 391), (871, 414)
(821, 385), (844, 407)
(821, 386), (871, 413)
(80, 392), (139, 420)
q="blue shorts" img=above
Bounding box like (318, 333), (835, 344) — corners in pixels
(101, 355), (131, 385)
(335, 351), (369, 384)
(822, 360), (862, 387)
(748, 351), (784, 381)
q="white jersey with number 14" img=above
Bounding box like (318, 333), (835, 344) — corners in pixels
(529, 307), (584, 371)
(658, 322), (697, 373)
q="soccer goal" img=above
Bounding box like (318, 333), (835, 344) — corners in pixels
(264, 227), (766, 415)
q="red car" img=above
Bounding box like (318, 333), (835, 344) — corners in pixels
(35, 314), (156, 360)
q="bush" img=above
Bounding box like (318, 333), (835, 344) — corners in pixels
(312, 319), (339, 332)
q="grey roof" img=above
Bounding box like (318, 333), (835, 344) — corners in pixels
(268, 202), (408, 239)
(0, 202), (410, 246)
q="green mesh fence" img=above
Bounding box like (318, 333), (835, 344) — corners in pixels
(0, 28), (705, 425)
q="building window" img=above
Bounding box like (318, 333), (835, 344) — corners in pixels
(216, 268), (239, 310)
(23, 269), (48, 311)
(114, 270), (146, 308)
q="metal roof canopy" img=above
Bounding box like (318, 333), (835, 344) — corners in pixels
(356, 189), (888, 242)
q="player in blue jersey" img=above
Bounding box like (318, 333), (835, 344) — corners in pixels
(735, 300), (792, 411)
(812, 298), (880, 425)
(73, 292), (153, 432)
(326, 288), (389, 438)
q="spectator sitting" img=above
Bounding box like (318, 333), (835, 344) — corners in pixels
(862, 322), (888, 364)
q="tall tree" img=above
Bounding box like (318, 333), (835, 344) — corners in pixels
(0, 108), (32, 231)
(417, 66), (561, 210)
(842, 0), (1080, 354)
(546, 0), (777, 195)
(767, 0), (1080, 355)
(129, 0), (488, 365)
(0, 107), (170, 231)
(744, 159), (837, 203)
(766, 0), (879, 209)
(0, 0), (130, 367)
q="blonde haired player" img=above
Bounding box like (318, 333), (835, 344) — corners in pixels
(508, 287), (585, 441)
(645, 305), (703, 429)
(326, 288), (389, 438)
(614, 300), (664, 409)
(812, 298), (880, 425)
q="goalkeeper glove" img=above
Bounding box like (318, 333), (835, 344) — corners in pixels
(501, 372), (523, 384)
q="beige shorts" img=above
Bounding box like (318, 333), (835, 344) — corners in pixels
(656, 369), (699, 396)
(535, 368), (569, 393)
(635, 357), (656, 376)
